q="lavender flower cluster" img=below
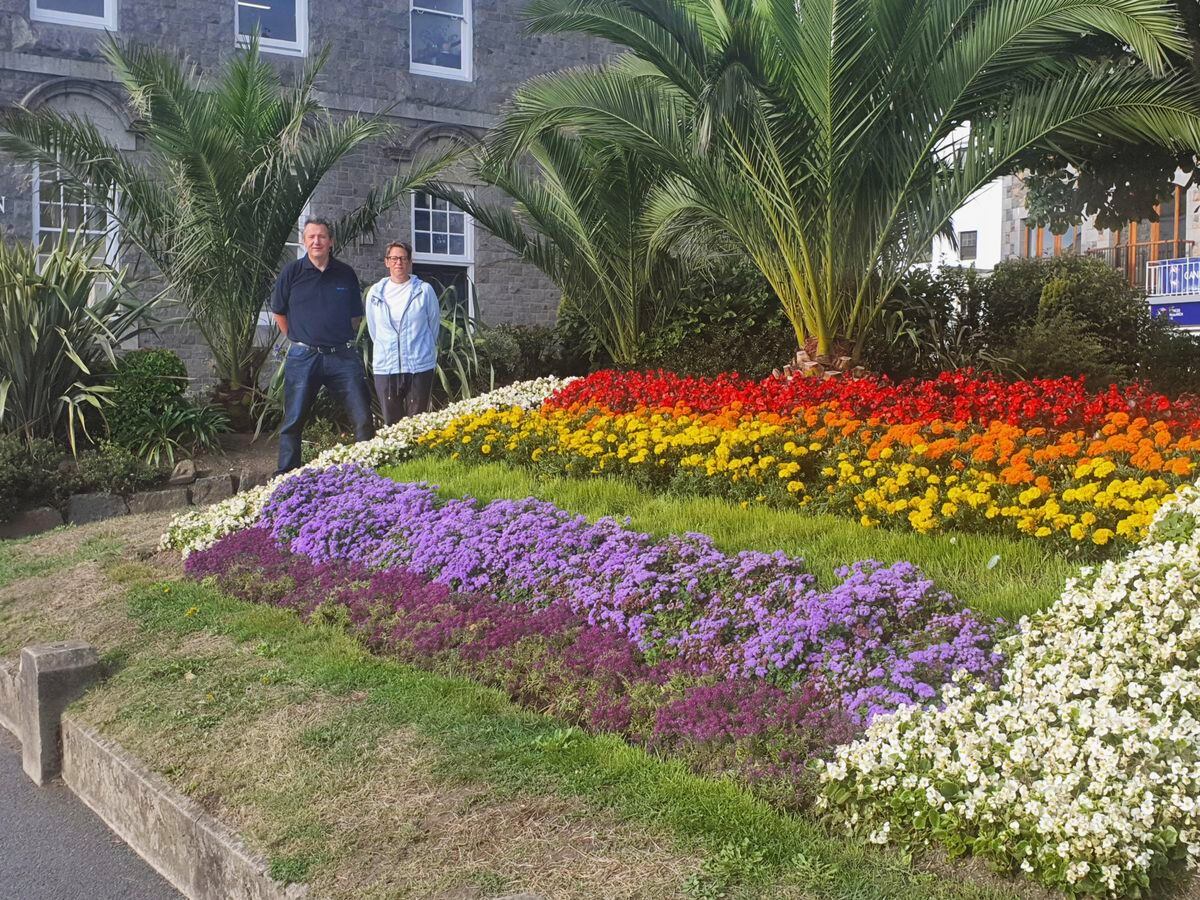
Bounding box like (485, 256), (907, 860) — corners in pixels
(257, 465), (1005, 721)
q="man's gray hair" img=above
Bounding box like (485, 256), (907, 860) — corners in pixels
(302, 216), (334, 235)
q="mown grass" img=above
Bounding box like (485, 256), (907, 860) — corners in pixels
(380, 457), (1076, 621)
(112, 574), (1033, 900)
(0, 533), (123, 590)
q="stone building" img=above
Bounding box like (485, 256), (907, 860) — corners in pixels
(0, 0), (606, 382)
(999, 174), (1200, 329)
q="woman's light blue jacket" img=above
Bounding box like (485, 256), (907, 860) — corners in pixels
(364, 275), (441, 375)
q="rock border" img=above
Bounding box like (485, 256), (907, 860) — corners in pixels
(0, 468), (273, 541)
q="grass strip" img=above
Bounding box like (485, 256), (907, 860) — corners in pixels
(0, 533), (124, 590)
(380, 457), (1074, 621)
(114, 573), (1028, 900)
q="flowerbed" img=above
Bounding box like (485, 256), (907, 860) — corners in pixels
(819, 487), (1200, 897)
(547, 369), (1200, 431)
(162, 376), (571, 555)
(185, 526), (857, 791)
(418, 373), (1200, 553)
(256, 465), (1004, 722)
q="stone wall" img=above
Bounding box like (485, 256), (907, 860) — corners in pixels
(0, 0), (600, 387)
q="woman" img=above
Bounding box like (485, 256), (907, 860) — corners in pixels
(365, 241), (441, 424)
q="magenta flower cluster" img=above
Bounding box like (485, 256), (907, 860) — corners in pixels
(255, 465), (1005, 721)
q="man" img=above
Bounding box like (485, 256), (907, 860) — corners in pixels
(364, 241), (441, 424)
(270, 217), (373, 474)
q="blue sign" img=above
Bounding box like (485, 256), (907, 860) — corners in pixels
(1156, 257), (1200, 295)
(1151, 300), (1200, 328)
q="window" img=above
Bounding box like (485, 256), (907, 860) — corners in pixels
(959, 230), (978, 261)
(32, 164), (119, 292)
(236, 0), (307, 56)
(410, 0), (472, 81)
(1021, 220), (1080, 258)
(30, 0), (116, 30)
(412, 190), (472, 263)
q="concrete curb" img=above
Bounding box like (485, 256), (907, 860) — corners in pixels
(62, 718), (306, 900)
(1, 645), (305, 900)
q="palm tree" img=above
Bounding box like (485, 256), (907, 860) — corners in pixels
(0, 35), (450, 408)
(492, 0), (1200, 362)
(438, 132), (687, 365)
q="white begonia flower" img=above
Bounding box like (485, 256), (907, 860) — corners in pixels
(820, 480), (1200, 897)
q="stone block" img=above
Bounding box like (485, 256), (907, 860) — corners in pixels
(66, 493), (128, 526)
(231, 467), (271, 493)
(190, 474), (233, 506)
(168, 459), (197, 485)
(18, 641), (101, 785)
(0, 659), (17, 736)
(127, 487), (190, 515)
(0, 507), (63, 540)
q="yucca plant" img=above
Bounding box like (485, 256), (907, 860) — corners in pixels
(0, 228), (155, 450)
(437, 133), (688, 365)
(0, 34), (451, 406)
(496, 0), (1200, 361)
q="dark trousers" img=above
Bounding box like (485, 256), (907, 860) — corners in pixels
(277, 345), (374, 474)
(374, 369), (435, 425)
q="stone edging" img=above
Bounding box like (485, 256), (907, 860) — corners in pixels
(62, 718), (307, 900)
(1, 643), (303, 900)
(0, 467), (273, 540)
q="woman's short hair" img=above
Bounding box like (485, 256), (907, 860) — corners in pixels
(385, 241), (413, 259)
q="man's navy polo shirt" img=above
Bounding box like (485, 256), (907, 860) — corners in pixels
(269, 255), (364, 346)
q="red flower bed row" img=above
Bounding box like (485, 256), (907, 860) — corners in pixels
(546, 369), (1200, 431)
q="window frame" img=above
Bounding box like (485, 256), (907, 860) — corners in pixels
(411, 189), (474, 265)
(235, 0), (308, 57)
(958, 230), (978, 261)
(408, 0), (473, 82)
(1020, 219), (1080, 258)
(32, 162), (120, 269)
(30, 0), (117, 30)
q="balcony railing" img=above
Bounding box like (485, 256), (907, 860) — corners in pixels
(1147, 256), (1200, 298)
(1087, 240), (1195, 292)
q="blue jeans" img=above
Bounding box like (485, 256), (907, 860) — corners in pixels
(276, 344), (374, 474)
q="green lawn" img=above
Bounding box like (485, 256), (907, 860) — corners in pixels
(382, 457), (1076, 621)
(109, 573), (1031, 900)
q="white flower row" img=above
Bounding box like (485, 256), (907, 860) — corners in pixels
(819, 481), (1200, 897)
(160, 376), (573, 556)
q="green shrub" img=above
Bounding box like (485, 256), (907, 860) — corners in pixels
(1004, 307), (1119, 383)
(75, 441), (159, 495)
(0, 434), (70, 521)
(1136, 320), (1200, 396)
(636, 260), (795, 378)
(864, 267), (1004, 380)
(981, 256), (1147, 378)
(107, 349), (189, 446)
(480, 323), (591, 385)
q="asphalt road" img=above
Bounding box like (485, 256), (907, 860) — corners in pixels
(0, 728), (179, 900)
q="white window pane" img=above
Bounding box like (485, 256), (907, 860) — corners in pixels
(415, 233), (431, 254)
(414, 0), (463, 14)
(449, 235), (465, 256)
(238, 0), (297, 42)
(39, 202), (61, 229)
(434, 197), (449, 211)
(37, 0), (106, 15)
(432, 234), (448, 254)
(448, 212), (464, 234)
(415, 190), (431, 209)
(432, 211), (447, 232)
(415, 210), (430, 230)
(412, 10), (463, 70)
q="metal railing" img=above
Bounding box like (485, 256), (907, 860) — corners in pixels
(1086, 240), (1195, 292)
(1147, 256), (1200, 298)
